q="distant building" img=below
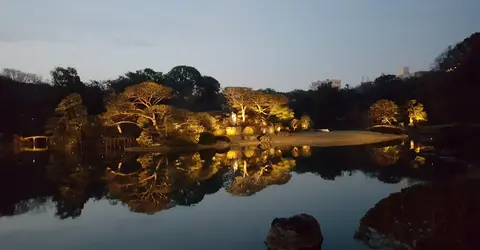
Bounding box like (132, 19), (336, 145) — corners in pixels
(412, 71), (428, 78)
(360, 81), (373, 87)
(309, 79), (341, 90)
(396, 66), (411, 79)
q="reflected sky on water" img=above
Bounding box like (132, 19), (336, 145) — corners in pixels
(0, 140), (477, 250)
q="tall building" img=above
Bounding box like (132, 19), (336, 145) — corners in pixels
(309, 79), (341, 90)
(396, 66), (411, 79)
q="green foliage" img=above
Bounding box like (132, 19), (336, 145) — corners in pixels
(107, 68), (164, 92)
(198, 132), (217, 145)
(50, 67), (83, 92)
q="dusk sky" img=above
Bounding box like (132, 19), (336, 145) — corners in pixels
(1, 0), (478, 91)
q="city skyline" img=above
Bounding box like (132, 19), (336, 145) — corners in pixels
(1, 0), (478, 91)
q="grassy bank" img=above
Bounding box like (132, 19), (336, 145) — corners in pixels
(231, 131), (406, 147)
(125, 131), (406, 152)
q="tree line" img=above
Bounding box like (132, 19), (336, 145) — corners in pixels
(0, 32), (478, 139)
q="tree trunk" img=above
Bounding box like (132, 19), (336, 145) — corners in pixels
(241, 107), (246, 122)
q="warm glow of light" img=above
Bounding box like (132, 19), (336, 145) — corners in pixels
(232, 159), (239, 171)
(242, 160), (249, 177)
(231, 112), (237, 125)
(227, 150), (240, 159)
(226, 127), (238, 136)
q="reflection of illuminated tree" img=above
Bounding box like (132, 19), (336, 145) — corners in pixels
(105, 152), (221, 214)
(225, 155), (296, 196)
(291, 147), (300, 157)
(46, 152), (104, 219)
(355, 180), (480, 250)
(370, 145), (401, 166)
(301, 146), (311, 157)
(106, 155), (174, 214)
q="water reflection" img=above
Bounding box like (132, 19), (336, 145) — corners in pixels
(0, 139), (477, 221)
(104, 152), (222, 214)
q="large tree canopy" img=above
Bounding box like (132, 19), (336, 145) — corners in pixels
(164, 66), (220, 111)
(108, 68), (164, 92)
(369, 99), (399, 126)
(101, 82), (173, 135)
(222, 87), (253, 123)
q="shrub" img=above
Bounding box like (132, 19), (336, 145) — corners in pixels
(226, 126), (239, 136)
(136, 131), (155, 146)
(300, 115), (313, 130)
(213, 129), (226, 136)
(198, 132), (217, 145)
(242, 126), (255, 135)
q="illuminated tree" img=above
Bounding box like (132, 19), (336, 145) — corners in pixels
(300, 115), (312, 130)
(101, 82), (173, 136)
(369, 99), (399, 125)
(173, 112), (208, 142)
(45, 93), (87, 146)
(222, 87), (253, 123)
(136, 131), (156, 146)
(407, 100), (428, 126)
(250, 92), (294, 124)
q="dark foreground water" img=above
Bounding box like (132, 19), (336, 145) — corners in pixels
(0, 140), (478, 250)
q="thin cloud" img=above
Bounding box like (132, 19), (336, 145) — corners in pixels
(111, 37), (156, 48)
(0, 31), (74, 44)
(0, 32), (155, 48)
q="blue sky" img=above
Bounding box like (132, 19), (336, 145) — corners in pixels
(0, 0), (478, 91)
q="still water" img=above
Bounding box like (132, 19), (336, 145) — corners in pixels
(0, 141), (478, 250)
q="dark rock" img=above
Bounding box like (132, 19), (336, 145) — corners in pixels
(266, 214), (323, 250)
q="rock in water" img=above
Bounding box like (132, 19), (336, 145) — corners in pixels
(266, 214), (323, 250)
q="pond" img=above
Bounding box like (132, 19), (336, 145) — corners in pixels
(0, 139), (478, 250)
